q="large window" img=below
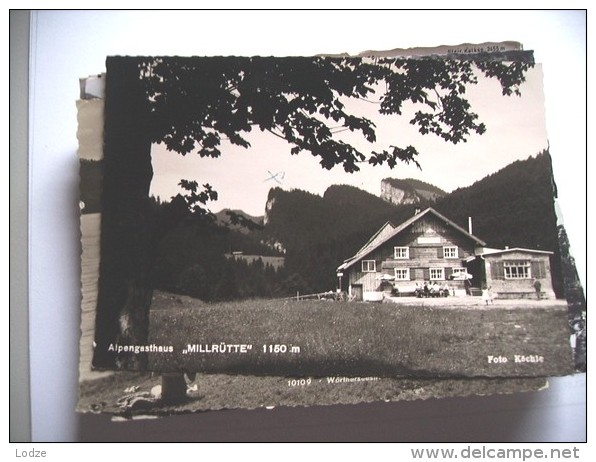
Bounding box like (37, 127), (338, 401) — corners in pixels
(394, 246), (409, 259)
(429, 267), (445, 280)
(362, 260), (376, 273)
(394, 268), (410, 280)
(504, 260), (531, 279)
(443, 246), (458, 258)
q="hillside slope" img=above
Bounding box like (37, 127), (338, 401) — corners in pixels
(263, 150), (561, 295)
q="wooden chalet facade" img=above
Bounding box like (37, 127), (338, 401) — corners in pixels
(338, 208), (485, 301)
(468, 248), (556, 300)
(337, 207), (556, 301)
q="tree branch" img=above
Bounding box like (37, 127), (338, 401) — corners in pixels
(265, 128), (287, 141)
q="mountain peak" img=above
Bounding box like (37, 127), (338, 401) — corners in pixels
(381, 178), (446, 205)
(215, 209), (264, 233)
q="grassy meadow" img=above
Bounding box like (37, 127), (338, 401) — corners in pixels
(146, 292), (573, 378)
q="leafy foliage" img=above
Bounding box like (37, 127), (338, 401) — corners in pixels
(224, 210), (264, 232)
(138, 56), (532, 174)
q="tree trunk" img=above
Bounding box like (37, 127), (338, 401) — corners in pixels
(161, 373), (188, 404)
(93, 57), (155, 370)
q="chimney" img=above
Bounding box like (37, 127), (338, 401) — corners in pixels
(468, 216), (473, 235)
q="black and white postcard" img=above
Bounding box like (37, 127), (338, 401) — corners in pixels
(85, 54), (578, 389)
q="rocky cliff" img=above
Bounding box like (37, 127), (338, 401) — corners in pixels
(380, 178), (446, 205)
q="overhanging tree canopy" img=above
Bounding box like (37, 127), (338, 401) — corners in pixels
(141, 56), (532, 171)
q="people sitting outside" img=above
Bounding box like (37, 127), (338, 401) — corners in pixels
(430, 281), (441, 297)
(423, 281), (430, 297)
(414, 281), (453, 298)
(414, 282), (423, 298)
(441, 282), (450, 297)
(412, 280), (453, 298)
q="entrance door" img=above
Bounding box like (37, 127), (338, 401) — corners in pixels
(351, 284), (363, 302)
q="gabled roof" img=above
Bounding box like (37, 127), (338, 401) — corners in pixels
(338, 207), (486, 271)
(354, 221), (395, 256)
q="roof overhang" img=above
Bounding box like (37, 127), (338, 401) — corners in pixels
(479, 247), (554, 257)
(338, 207), (487, 271)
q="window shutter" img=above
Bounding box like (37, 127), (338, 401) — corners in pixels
(438, 247), (443, 258)
(410, 268), (415, 280)
(409, 247), (415, 259)
(491, 261), (504, 280)
(531, 260), (546, 278)
(423, 268), (430, 280)
(445, 267), (453, 280)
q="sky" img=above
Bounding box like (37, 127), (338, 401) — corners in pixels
(149, 64), (549, 217)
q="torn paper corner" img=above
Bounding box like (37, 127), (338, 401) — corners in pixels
(79, 73), (105, 100)
(356, 41), (523, 58)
